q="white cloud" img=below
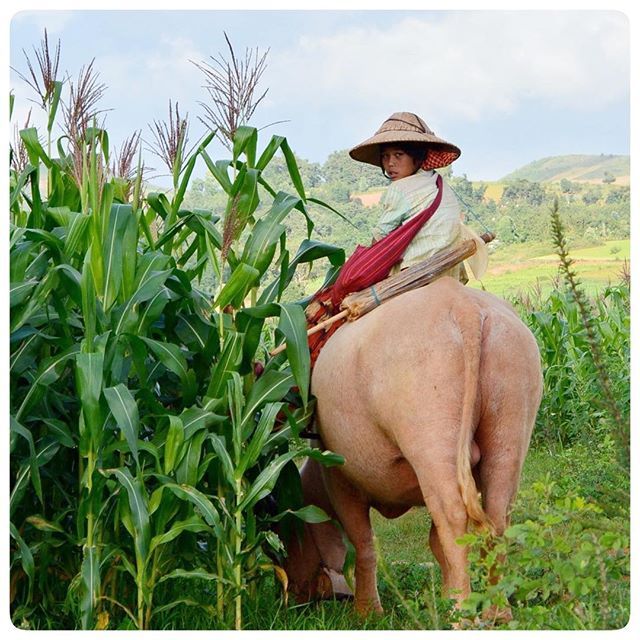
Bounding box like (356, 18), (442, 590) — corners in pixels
(97, 36), (206, 116)
(267, 11), (629, 125)
(11, 10), (75, 35)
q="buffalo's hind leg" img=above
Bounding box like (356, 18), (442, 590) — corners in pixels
(322, 468), (383, 615)
(472, 450), (527, 624)
(404, 453), (472, 604)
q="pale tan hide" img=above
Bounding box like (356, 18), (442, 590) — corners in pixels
(284, 277), (543, 615)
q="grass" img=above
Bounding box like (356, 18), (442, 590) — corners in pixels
(150, 436), (628, 631)
(469, 239), (629, 298)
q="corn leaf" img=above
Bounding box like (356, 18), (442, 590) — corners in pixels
(47, 80), (64, 133)
(269, 505), (332, 524)
(148, 515), (211, 555)
(175, 428), (208, 487)
(102, 467), (150, 562)
(16, 344), (81, 421)
(146, 192), (172, 220)
(280, 138), (306, 201)
(19, 127), (54, 169)
(213, 262), (260, 310)
(104, 384), (139, 467)
(163, 416), (184, 475)
(240, 370), (295, 438)
(277, 303), (310, 407)
(10, 280), (38, 308)
(102, 204), (133, 310)
(237, 449), (301, 511)
(140, 337), (189, 382)
(256, 134), (285, 171)
(233, 125), (258, 167)
(10, 416), (42, 505)
(80, 544), (100, 630)
(10, 523), (34, 603)
(164, 483), (222, 537)
(201, 151), (233, 194)
(236, 402), (283, 477)
(207, 433), (235, 485)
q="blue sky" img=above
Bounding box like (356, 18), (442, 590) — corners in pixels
(8, 7), (631, 187)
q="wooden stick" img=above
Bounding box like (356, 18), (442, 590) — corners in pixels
(270, 309), (348, 356)
(269, 232), (494, 358)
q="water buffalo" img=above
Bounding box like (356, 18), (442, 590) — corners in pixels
(283, 276), (543, 617)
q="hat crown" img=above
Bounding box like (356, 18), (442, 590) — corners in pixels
(377, 112), (434, 136)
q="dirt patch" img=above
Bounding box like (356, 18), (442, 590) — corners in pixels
(351, 190), (384, 207)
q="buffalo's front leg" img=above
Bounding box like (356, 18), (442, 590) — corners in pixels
(323, 468), (382, 614)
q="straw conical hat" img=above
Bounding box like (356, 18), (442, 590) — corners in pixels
(349, 112), (461, 170)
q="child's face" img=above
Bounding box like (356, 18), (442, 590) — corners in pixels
(381, 146), (421, 181)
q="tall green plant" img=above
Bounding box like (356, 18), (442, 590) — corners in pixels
(10, 37), (347, 630)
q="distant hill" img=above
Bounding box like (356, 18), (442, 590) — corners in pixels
(501, 154), (629, 184)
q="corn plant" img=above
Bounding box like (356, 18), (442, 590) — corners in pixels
(10, 39), (346, 631)
(512, 204), (630, 451)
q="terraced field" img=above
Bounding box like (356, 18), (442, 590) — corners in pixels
(470, 239), (630, 297)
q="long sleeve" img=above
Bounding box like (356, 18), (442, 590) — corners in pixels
(375, 187), (410, 237)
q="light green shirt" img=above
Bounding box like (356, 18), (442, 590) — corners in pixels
(375, 169), (465, 276)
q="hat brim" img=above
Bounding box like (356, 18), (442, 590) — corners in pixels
(349, 130), (461, 170)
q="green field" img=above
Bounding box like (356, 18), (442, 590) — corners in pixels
(469, 239), (629, 298)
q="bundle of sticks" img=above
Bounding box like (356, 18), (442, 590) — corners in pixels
(270, 232), (494, 357)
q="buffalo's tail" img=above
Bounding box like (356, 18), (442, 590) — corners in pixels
(453, 296), (495, 533)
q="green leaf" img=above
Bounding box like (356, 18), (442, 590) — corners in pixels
(10, 280), (38, 308)
(165, 483), (222, 536)
(64, 211), (91, 257)
(149, 515), (211, 555)
(42, 418), (76, 448)
(228, 167), (261, 242)
(104, 384), (140, 466)
(180, 406), (226, 440)
(47, 80), (63, 133)
(207, 433), (235, 485)
(102, 467), (150, 562)
(280, 138), (306, 201)
(158, 567), (223, 585)
(174, 130), (216, 211)
(308, 196), (358, 228)
(238, 449), (302, 511)
(207, 330), (243, 399)
(305, 448), (345, 467)
(256, 135), (285, 171)
(236, 402), (283, 476)
(213, 262), (260, 310)
(233, 125), (258, 166)
(75, 348), (106, 465)
(81, 248), (97, 345)
(164, 416), (185, 475)
(201, 151), (233, 194)
(277, 303), (310, 407)
(258, 239), (344, 305)
(240, 370), (295, 437)
(10, 522), (34, 602)
(270, 505), (332, 524)
(10, 439), (60, 517)
(16, 344), (81, 421)
(176, 430), (208, 487)
(19, 127), (54, 169)
(146, 192), (172, 220)
(80, 544), (100, 629)
(10, 416), (42, 505)
(10, 164), (36, 211)
(102, 204), (133, 310)
(239, 191), (300, 278)
(140, 337), (189, 382)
